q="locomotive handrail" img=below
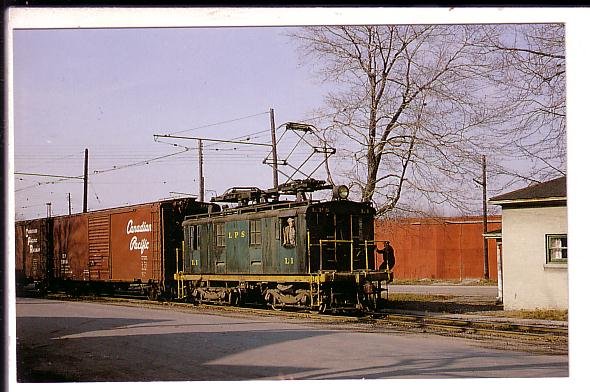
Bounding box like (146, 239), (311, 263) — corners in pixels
(362, 240), (387, 270)
(314, 238), (384, 272)
(318, 239), (355, 272)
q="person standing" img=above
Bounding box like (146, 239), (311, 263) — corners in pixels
(376, 241), (395, 281)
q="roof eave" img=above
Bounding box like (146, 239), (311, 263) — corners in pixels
(489, 196), (567, 206)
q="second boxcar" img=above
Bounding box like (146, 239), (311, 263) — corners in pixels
(15, 218), (52, 294)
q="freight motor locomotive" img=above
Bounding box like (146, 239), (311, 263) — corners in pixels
(176, 179), (389, 311)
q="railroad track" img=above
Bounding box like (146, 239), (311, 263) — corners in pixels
(369, 311), (568, 338)
(44, 293), (568, 342)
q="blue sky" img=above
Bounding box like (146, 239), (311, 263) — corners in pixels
(13, 26), (335, 218)
(8, 8), (590, 220)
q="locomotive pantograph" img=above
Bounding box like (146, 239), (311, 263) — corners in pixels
(176, 179), (389, 312)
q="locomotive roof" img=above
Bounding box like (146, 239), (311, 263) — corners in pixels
(182, 198), (375, 225)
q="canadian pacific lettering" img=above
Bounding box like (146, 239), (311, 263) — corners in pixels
(126, 219), (151, 254)
(127, 220), (152, 234)
(130, 236), (150, 255)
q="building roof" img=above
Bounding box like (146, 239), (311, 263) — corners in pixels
(489, 176), (566, 206)
(483, 228), (502, 239)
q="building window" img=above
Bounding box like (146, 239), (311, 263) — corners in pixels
(546, 234), (567, 263)
(249, 219), (262, 246)
(215, 223), (225, 247)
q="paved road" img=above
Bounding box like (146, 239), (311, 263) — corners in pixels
(15, 298), (567, 382)
(388, 284), (498, 297)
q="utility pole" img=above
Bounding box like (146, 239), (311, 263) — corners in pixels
(198, 139), (204, 202)
(68, 193), (72, 215)
(83, 148), (88, 213)
(482, 155), (489, 280)
(269, 108), (279, 190)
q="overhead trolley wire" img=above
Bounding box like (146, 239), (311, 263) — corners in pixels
(167, 111), (270, 136)
(92, 147), (191, 175)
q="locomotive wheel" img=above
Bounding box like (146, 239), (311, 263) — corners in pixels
(147, 286), (159, 301)
(228, 290), (241, 306)
(194, 291), (203, 305)
(270, 295), (279, 310)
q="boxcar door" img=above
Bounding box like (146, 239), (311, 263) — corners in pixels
(111, 210), (154, 283)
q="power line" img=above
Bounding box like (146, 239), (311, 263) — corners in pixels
(92, 147), (190, 175)
(153, 134), (272, 147)
(14, 172), (83, 180)
(167, 111), (270, 136)
(16, 177), (78, 192)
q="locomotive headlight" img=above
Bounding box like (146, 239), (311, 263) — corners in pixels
(333, 185), (349, 200)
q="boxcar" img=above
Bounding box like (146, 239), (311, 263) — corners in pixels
(15, 218), (52, 293)
(15, 198), (217, 299)
(178, 192), (389, 311)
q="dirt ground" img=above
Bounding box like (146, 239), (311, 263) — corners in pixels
(385, 294), (568, 321)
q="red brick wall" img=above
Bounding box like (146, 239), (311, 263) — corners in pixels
(375, 216), (501, 281)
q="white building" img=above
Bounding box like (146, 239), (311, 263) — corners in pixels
(489, 176), (567, 310)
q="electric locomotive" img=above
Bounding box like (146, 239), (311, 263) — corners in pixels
(176, 179), (389, 312)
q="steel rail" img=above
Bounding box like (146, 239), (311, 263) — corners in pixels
(47, 294), (567, 339)
(371, 311), (568, 337)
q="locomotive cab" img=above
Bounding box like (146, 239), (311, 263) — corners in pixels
(305, 200), (376, 274)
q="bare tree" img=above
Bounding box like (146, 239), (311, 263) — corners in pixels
(293, 24), (566, 216)
(480, 24), (565, 187)
(293, 25), (503, 216)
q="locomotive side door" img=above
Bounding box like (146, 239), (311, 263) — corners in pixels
(186, 224), (209, 274)
(212, 222), (227, 274)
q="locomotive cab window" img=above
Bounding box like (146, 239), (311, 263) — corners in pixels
(215, 223), (226, 247)
(249, 219), (262, 246)
(281, 217), (296, 247)
(189, 226), (200, 250)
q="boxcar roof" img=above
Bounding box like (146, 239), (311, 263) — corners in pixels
(15, 198), (213, 224)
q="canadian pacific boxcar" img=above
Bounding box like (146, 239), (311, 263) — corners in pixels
(15, 198), (217, 299)
(177, 180), (389, 311)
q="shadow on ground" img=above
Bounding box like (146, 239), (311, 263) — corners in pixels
(384, 298), (503, 313)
